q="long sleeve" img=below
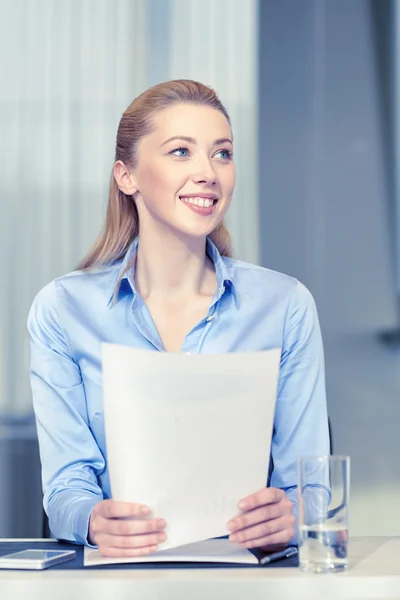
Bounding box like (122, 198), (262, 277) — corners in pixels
(270, 280), (330, 542)
(27, 281), (104, 544)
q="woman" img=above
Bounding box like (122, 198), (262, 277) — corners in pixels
(28, 79), (329, 558)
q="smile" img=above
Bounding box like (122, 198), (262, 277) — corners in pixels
(179, 195), (219, 215)
(179, 196), (218, 208)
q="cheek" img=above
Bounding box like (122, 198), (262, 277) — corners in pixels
(140, 163), (185, 197)
(140, 164), (167, 192)
(220, 165), (236, 196)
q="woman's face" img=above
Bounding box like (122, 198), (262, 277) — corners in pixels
(129, 103), (235, 240)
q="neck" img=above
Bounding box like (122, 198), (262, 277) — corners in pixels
(134, 228), (216, 301)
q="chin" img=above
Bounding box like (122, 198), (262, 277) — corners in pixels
(169, 218), (219, 238)
(186, 223), (220, 238)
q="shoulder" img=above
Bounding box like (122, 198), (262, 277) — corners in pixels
(28, 262), (120, 323)
(223, 256), (314, 302)
(223, 256), (319, 334)
(223, 256), (296, 288)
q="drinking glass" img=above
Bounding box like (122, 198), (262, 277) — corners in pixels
(297, 455), (350, 573)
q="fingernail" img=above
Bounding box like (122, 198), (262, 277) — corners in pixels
(157, 519), (166, 529)
(227, 521), (236, 531)
(229, 534), (237, 542)
(238, 500), (247, 510)
(140, 506), (150, 515)
(158, 532), (167, 542)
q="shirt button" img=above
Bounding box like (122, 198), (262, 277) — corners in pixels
(221, 286), (225, 294)
(185, 352), (191, 355)
(206, 315), (214, 322)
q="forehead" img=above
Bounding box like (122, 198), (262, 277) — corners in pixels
(149, 103), (232, 141)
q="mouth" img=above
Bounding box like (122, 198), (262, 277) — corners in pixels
(179, 195), (219, 210)
(179, 195), (218, 216)
(179, 195), (219, 216)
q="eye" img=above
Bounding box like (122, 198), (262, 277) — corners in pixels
(215, 148), (233, 160)
(170, 147), (190, 157)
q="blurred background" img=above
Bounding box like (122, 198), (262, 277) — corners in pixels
(0, 0), (399, 538)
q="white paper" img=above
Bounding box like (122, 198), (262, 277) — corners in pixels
(102, 345), (280, 551)
(84, 538), (259, 567)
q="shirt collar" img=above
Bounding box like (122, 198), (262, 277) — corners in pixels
(107, 237), (139, 307)
(108, 236), (236, 307)
(206, 237), (237, 306)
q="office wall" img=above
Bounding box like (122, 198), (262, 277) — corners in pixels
(259, 0), (400, 535)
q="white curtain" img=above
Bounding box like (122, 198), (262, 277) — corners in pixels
(0, 0), (259, 414)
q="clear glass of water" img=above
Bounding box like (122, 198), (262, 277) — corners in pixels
(297, 455), (350, 573)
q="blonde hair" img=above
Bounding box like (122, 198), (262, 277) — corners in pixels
(78, 79), (233, 270)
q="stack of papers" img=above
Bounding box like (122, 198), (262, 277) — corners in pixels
(100, 345), (280, 561)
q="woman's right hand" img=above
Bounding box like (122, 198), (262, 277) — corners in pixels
(88, 499), (167, 557)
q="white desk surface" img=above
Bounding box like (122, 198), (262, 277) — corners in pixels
(0, 537), (399, 600)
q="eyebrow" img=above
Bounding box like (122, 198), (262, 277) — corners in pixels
(160, 135), (233, 147)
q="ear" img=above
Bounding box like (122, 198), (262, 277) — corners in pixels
(113, 161), (138, 195)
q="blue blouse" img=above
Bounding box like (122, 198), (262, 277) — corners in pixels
(28, 237), (329, 545)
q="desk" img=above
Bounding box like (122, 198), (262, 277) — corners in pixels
(0, 537), (399, 600)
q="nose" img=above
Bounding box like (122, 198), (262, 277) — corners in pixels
(191, 156), (217, 185)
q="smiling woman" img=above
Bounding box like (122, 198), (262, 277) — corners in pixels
(27, 79), (329, 558)
(112, 102), (235, 254)
(79, 80), (234, 271)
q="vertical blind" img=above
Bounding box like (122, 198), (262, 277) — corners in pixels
(0, 0), (258, 414)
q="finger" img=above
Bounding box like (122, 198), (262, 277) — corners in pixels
(96, 531), (167, 550)
(228, 502), (284, 533)
(98, 516), (166, 537)
(238, 527), (296, 550)
(238, 488), (285, 512)
(99, 545), (158, 558)
(95, 500), (150, 519)
(229, 515), (295, 544)
(228, 498), (293, 532)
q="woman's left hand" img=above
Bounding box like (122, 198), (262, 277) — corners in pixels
(227, 488), (295, 551)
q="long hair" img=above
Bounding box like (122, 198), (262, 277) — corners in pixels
(78, 79), (233, 270)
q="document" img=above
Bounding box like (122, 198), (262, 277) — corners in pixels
(85, 538), (259, 567)
(101, 344), (280, 554)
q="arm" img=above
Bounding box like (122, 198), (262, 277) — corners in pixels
(27, 281), (104, 544)
(227, 280), (329, 549)
(29, 281), (170, 554)
(270, 280), (330, 540)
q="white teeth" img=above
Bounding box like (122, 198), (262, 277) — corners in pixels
(181, 196), (215, 207)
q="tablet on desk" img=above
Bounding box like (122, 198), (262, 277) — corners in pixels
(0, 549), (76, 570)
